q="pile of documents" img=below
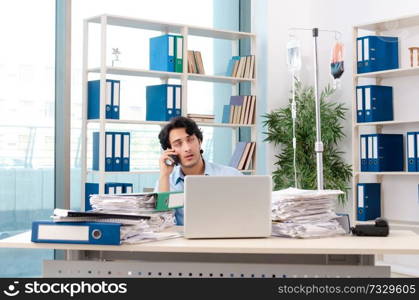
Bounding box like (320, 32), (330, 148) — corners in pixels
(47, 191), (184, 244)
(271, 188), (346, 238)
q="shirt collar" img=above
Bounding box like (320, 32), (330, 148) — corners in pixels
(174, 159), (210, 185)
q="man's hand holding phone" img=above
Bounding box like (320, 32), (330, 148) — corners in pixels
(159, 149), (179, 177)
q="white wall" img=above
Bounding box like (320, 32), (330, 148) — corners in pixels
(254, 0), (419, 274)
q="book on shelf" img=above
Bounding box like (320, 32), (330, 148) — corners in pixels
(229, 141), (255, 170)
(221, 95), (256, 125)
(187, 113), (215, 123)
(187, 50), (205, 74)
(226, 55), (255, 78)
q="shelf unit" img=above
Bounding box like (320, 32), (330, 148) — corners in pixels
(352, 14), (419, 227)
(81, 14), (257, 209)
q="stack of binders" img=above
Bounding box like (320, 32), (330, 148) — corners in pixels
(149, 34), (183, 73)
(407, 132), (419, 172)
(88, 79), (120, 119)
(357, 183), (381, 221)
(360, 134), (403, 172)
(357, 35), (399, 74)
(356, 85), (393, 123)
(85, 182), (134, 211)
(146, 84), (181, 121)
(92, 132), (130, 172)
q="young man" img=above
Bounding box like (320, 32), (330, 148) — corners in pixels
(155, 116), (243, 225)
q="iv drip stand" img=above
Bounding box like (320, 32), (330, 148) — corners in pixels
(288, 27), (341, 190)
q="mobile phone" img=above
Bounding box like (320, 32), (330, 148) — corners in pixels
(165, 154), (180, 166)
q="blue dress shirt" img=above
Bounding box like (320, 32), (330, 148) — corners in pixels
(154, 160), (243, 225)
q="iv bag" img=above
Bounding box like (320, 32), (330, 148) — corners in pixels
(330, 41), (344, 89)
(287, 37), (302, 73)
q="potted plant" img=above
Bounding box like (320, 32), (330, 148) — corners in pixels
(262, 80), (352, 203)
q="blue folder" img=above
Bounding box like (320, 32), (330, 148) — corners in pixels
(357, 36), (399, 74)
(88, 79), (120, 120)
(92, 132), (113, 172)
(407, 132), (417, 172)
(31, 220), (121, 245)
(369, 134), (404, 172)
(359, 85), (393, 123)
(121, 132), (130, 171)
(360, 135), (368, 172)
(146, 84), (181, 121)
(149, 34), (176, 72)
(357, 183), (381, 221)
(356, 87), (364, 123)
(112, 132), (122, 172)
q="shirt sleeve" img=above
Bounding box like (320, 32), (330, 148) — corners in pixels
(153, 179), (160, 192)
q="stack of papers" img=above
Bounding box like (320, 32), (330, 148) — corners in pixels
(271, 188), (346, 238)
(89, 193), (157, 213)
(52, 208), (180, 244)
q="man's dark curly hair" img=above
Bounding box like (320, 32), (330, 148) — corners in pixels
(158, 116), (203, 150)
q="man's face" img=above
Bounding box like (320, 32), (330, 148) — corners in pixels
(169, 128), (202, 168)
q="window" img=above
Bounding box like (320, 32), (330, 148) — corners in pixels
(0, 0), (55, 276)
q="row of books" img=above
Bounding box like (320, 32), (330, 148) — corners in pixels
(226, 55), (255, 79)
(229, 141), (256, 170)
(356, 85), (393, 123)
(186, 113), (215, 123)
(222, 95), (256, 125)
(187, 50), (205, 74)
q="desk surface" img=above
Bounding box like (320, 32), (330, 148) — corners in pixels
(1, 230), (419, 255)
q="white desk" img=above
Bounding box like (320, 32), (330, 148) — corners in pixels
(2, 230), (419, 277)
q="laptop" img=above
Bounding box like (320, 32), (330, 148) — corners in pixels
(184, 175), (272, 239)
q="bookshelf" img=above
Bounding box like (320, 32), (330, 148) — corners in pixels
(81, 14), (257, 208)
(352, 14), (419, 229)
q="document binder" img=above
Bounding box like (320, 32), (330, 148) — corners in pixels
(356, 87), (364, 123)
(174, 86), (182, 117)
(31, 220), (121, 245)
(149, 34), (176, 72)
(112, 81), (120, 119)
(88, 79), (120, 120)
(357, 85), (393, 123)
(362, 134), (403, 172)
(155, 191), (184, 211)
(92, 132), (113, 171)
(174, 35), (183, 73)
(123, 183), (133, 193)
(113, 133), (122, 171)
(357, 183), (381, 221)
(407, 132), (417, 172)
(357, 36), (399, 74)
(360, 135), (368, 172)
(121, 132), (130, 171)
(146, 84), (181, 121)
